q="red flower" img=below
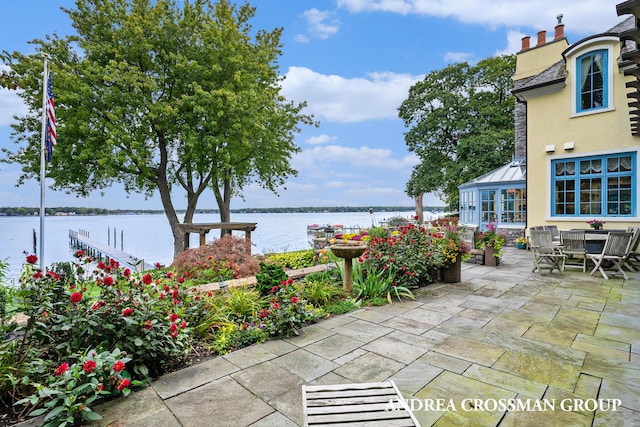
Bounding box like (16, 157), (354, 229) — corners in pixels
(170, 323), (177, 333)
(177, 277), (185, 283)
(122, 307), (134, 317)
(142, 273), (153, 285)
(83, 360), (97, 373)
(270, 285), (279, 294)
(26, 254), (38, 264)
(143, 320), (153, 330)
(272, 302), (280, 310)
(180, 320), (187, 329)
(103, 276), (114, 286)
(169, 313), (179, 322)
(259, 308), (269, 319)
(291, 296), (299, 304)
(96, 383), (104, 392)
(166, 272), (174, 279)
(91, 300), (105, 310)
(155, 262), (162, 270)
(172, 289), (179, 299)
(70, 292), (82, 304)
(113, 360), (125, 372)
(46, 271), (60, 280)
(55, 362), (69, 376)
(116, 378), (130, 391)
(32, 271), (43, 279)
(123, 268), (131, 278)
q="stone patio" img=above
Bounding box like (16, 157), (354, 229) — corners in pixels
(27, 247), (640, 426)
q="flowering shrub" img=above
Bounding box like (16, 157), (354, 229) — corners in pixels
(365, 223), (439, 287)
(434, 222), (470, 265)
(475, 222), (507, 256)
(514, 237), (527, 245)
(15, 348), (132, 426)
(266, 249), (315, 270)
(261, 278), (324, 337)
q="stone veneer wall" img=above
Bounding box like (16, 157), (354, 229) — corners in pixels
(514, 100), (527, 159)
(498, 227), (526, 246)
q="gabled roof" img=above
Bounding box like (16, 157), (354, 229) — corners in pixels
(459, 160), (526, 189)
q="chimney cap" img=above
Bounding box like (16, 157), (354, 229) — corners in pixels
(557, 14), (563, 24)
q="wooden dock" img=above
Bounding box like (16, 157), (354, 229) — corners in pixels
(69, 229), (154, 272)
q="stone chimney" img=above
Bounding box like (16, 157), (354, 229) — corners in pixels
(521, 36), (531, 51)
(537, 30), (547, 46)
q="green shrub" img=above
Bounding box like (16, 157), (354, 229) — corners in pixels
(367, 227), (388, 239)
(350, 262), (414, 303)
(266, 250), (315, 270)
(297, 278), (343, 306)
(254, 262), (288, 297)
(210, 322), (268, 354)
(324, 300), (359, 315)
(222, 287), (263, 322)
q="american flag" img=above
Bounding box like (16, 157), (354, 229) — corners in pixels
(45, 73), (56, 162)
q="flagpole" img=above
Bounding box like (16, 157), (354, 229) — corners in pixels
(39, 55), (49, 270)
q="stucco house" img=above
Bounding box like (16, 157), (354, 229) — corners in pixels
(511, 8), (640, 232)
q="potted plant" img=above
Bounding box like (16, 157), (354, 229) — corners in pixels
(587, 219), (605, 230)
(436, 223), (470, 282)
(475, 222), (506, 266)
(515, 236), (527, 249)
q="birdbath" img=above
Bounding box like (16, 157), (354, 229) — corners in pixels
(329, 243), (367, 293)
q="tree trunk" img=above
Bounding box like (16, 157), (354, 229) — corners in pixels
(414, 193), (424, 225)
(213, 173), (233, 238)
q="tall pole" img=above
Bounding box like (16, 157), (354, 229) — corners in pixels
(39, 55), (49, 270)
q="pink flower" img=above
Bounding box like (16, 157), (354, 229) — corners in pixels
(55, 362), (69, 376)
(113, 360), (125, 372)
(272, 302), (280, 310)
(291, 296), (299, 304)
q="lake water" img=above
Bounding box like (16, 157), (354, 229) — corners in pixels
(0, 210), (440, 282)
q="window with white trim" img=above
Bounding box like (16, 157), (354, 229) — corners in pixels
(552, 153), (635, 217)
(576, 49), (608, 113)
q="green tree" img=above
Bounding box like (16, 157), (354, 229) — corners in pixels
(399, 55), (516, 211)
(1, 0), (314, 257)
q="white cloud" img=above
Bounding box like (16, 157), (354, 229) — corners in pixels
(336, 0), (621, 35)
(0, 88), (28, 126)
(302, 8), (340, 39)
(293, 34), (309, 43)
(325, 181), (346, 188)
(495, 30), (527, 56)
(306, 134), (338, 145)
(282, 66), (422, 123)
(295, 144), (415, 170)
(443, 51), (475, 64)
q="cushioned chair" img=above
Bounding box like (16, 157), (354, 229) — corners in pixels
(588, 232), (634, 280)
(530, 229), (566, 274)
(560, 230), (587, 272)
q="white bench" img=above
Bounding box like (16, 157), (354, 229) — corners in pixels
(302, 380), (420, 426)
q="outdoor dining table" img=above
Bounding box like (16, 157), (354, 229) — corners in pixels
(569, 229), (626, 254)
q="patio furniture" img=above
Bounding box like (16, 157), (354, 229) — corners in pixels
(543, 225), (561, 243)
(302, 380), (420, 426)
(588, 232), (634, 280)
(560, 230), (587, 272)
(623, 226), (640, 271)
(460, 226), (484, 264)
(530, 229), (567, 274)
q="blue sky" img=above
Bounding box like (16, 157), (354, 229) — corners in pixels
(0, 0), (625, 210)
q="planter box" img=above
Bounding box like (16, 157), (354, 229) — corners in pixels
(484, 246), (500, 266)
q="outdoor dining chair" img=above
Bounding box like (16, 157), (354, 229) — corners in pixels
(623, 226), (640, 271)
(543, 225), (561, 243)
(530, 229), (567, 274)
(588, 232), (634, 280)
(560, 230), (587, 272)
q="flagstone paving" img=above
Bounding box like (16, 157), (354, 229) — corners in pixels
(64, 247), (640, 426)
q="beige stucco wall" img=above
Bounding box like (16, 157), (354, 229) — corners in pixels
(523, 37), (640, 231)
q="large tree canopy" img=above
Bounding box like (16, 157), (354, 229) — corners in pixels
(2, 0), (315, 258)
(398, 55), (516, 211)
